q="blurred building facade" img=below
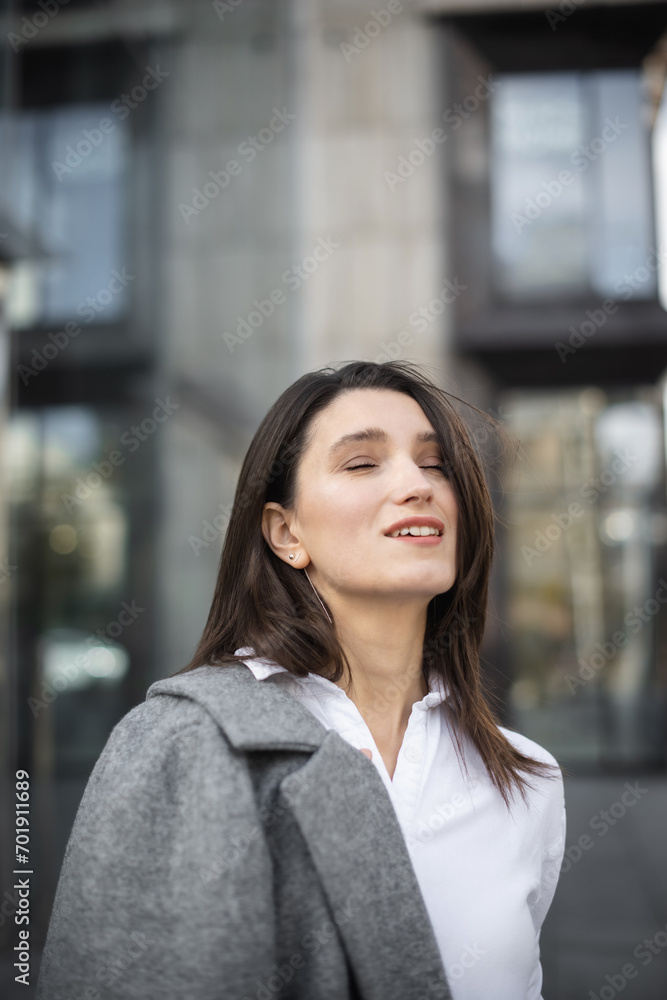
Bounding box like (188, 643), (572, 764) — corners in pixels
(1, 0), (667, 995)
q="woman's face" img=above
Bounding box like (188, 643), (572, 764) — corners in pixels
(267, 388), (458, 605)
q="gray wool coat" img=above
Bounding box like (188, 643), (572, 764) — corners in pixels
(36, 664), (452, 1000)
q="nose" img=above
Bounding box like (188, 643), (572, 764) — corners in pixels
(393, 459), (435, 504)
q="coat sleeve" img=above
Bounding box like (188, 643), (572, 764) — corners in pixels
(36, 696), (276, 1000)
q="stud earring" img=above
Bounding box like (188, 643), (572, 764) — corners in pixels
(289, 553), (295, 560)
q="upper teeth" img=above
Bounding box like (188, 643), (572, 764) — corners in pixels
(389, 526), (441, 537)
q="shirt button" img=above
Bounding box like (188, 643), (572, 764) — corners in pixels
(404, 745), (421, 763)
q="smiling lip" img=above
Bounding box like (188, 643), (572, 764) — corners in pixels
(391, 534), (442, 546)
(384, 515), (445, 536)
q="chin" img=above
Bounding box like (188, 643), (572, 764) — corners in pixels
(392, 575), (455, 598)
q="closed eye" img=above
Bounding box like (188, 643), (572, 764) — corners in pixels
(347, 463), (448, 472)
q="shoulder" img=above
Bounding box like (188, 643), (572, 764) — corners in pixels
(66, 671), (268, 860)
(103, 663), (256, 760)
(498, 724), (561, 770)
(82, 670), (247, 806)
(498, 725), (565, 842)
(38, 677), (276, 999)
(82, 664), (325, 812)
(106, 669), (235, 756)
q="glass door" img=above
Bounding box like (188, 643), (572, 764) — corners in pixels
(499, 384), (667, 768)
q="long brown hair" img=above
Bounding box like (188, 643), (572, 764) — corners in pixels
(181, 359), (558, 804)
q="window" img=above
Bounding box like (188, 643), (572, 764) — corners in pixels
(2, 103), (129, 328)
(490, 70), (656, 303)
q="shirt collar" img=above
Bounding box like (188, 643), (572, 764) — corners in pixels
(233, 646), (450, 709)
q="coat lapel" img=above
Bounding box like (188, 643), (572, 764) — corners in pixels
(150, 665), (452, 999)
(149, 664), (327, 750)
(280, 729), (452, 1000)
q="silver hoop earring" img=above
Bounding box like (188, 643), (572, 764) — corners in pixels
(303, 567), (333, 625)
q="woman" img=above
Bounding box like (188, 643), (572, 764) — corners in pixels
(37, 359), (565, 1000)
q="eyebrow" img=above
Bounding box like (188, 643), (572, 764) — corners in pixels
(327, 426), (441, 457)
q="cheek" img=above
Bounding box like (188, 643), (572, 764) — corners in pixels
(304, 483), (378, 556)
(443, 490), (459, 552)
(441, 482), (459, 521)
(450, 502), (459, 534)
(301, 482), (361, 541)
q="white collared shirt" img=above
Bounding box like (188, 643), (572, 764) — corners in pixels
(234, 647), (566, 1000)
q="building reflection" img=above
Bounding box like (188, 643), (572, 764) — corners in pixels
(500, 387), (667, 767)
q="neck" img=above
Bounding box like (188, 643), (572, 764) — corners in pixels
(331, 597), (430, 737)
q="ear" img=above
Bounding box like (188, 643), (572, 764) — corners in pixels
(262, 502), (310, 567)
